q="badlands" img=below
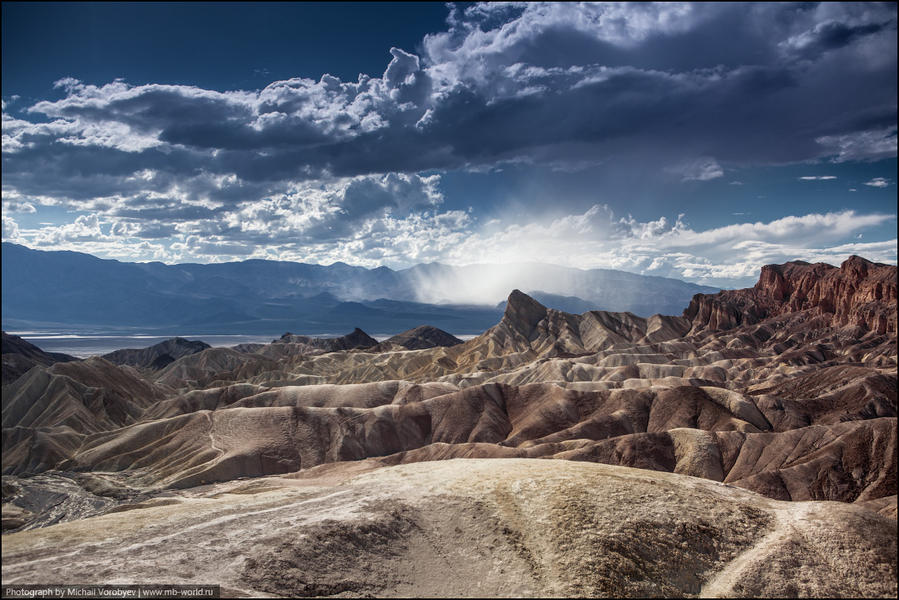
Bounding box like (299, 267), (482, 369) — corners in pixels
(2, 256), (897, 597)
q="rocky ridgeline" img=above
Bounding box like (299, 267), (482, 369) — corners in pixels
(278, 328), (379, 352)
(102, 337), (212, 370)
(1, 333), (76, 384)
(685, 255), (898, 334)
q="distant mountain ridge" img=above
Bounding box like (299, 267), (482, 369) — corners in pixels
(1, 242), (718, 333)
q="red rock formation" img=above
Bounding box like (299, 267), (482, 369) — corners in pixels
(686, 256), (897, 333)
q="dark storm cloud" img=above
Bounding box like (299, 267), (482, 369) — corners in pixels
(786, 19), (895, 59)
(112, 201), (221, 222)
(35, 81), (255, 134)
(2, 1), (896, 252)
(341, 175), (432, 218)
(248, 172), (443, 244)
(11, 5), (893, 176)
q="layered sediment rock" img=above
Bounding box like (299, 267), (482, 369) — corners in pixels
(685, 256), (897, 334)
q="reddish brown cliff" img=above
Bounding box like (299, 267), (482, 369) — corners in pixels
(686, 256), (897, 334)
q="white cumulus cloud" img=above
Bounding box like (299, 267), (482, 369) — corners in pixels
(2, 215), (21, 241)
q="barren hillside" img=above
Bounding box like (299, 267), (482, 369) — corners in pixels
(2, 256), (896, 597)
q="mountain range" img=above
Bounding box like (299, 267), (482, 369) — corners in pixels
(1, 242), (717, 334)
(2, 255), (895, 597)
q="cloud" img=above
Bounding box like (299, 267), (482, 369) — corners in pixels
(2, 216), (21, 241)
(8, 172), (461, 265)
(3, 3), (895, 200)
(656, 211), (891, 247)
(864, 177), (891, 187)
(672, 157), (724, 181)
(782, 18), (893, 58)
(1, 190), (36, 213)
(815, 127), (897, 162)
(425, 206), (897, 294)
(8, 199), (895, 292)
(798, 175), (837, 180)
(31, 213), (109, 245)
(226, 172), (445, 246)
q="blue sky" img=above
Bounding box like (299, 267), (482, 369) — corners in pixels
(2, 2), (897, 289)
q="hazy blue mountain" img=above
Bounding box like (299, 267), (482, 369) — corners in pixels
(1, 243), (718, 333)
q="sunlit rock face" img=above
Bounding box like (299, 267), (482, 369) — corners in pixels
(685, 256), (898, 334)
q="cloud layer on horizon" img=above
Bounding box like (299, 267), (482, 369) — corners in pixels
(2, 2), (897, 288)
(4, 200), (895, 290)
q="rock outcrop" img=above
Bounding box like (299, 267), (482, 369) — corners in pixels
(686, 256), (897, 334)
(278, 327), (378, 351)
(373, 325), (463, 351)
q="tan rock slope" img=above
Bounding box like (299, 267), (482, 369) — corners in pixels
(2, 460), (896, 598)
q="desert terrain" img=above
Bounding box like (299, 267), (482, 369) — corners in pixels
(2, 256), (897, 597)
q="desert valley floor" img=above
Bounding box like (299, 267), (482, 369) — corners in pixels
(2, 256), (897, 597)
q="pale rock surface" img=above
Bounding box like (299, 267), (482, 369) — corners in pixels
(2, 460), (894, 598)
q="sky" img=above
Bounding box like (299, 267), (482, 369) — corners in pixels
(2, 1), (897, 289)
